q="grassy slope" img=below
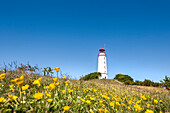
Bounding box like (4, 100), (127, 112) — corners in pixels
(87, 79), (168, 93)
(1, 71), (170, 112)
(4, 71), (168, 93)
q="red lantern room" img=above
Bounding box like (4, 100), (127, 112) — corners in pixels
(99, 47), (105, 51)
(98, 47), (106, 56)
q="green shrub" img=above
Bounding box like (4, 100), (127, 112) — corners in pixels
(152, 82), (162, 87)
(143, 79), (153, 86)
(134, 80), (162, 87)
(124, 80), (135, 85)
(135, 80), (144, 86)
(114, 74), (134, 84)
(80, 72), (101, 80)
(114, 74), (163, 87)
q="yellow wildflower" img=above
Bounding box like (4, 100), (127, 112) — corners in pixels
(94, 89), (97, 92)
(134, 104), (142, 112)
(122, 103), (126, 107)
(62, 90), (66, 93)
(55, 82), (59, 86)
(9, 84), (14, 88)
(100, 100), (103, 103)
(90, 97), (95, 100)
(46, 91), (51, 97)
(38, 77), (42, 81)
(34, 92), (43, 100)
(154, 99), (158, 104)
(145, 109), (154, 113)
(127, 106), (130, 110)
(136, 100), (141, 104)
(141, 95), (147, 100)
(90, 110), (94, 113)
(64, 81), (69, 85)
(62, 75), (66, 79)
(22, 84), (29, 90)
(86, 100), (91, 104)
(21, 91), (25, 94)
(64, 105), (70, 111)
(33, 80), (40, 86)
(147, 104), (150, 107)
(0, 97), (6, 103)
(9, 84), (14, 92)
(49, 83), (55, 90)
(80, 98), (85, 102)
(10, 88), (14, 92)
(44, 86), (50, 89)
(11, 75), (24, 85)
(128, 100), (134, 104)
(8, 94), (18, 101)
(67, 89), (73, 93)
(53, 67), (60, 72)
(116, 102), (120, 106)
(47, 99), (53, 103)
(53, 78), (58, 82)
(97, 108), (108, 113)
(109, 102), (114, 107)
(0, 73), (6, 79)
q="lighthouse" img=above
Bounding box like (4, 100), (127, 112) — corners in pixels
(98, 47), (108, 79)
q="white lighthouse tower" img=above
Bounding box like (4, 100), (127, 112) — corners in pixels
(98, 47), (108, 79)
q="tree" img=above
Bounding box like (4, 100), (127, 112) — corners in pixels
(48, 67), (53, 76)
(160, 76), (170, 90)
(42, 68), (47, 76)
(18, 63), (27, 72)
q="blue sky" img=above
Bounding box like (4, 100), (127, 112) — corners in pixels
(0, 0), (170, 82)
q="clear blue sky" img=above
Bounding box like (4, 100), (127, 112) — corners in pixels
(0, 0), (170, 82)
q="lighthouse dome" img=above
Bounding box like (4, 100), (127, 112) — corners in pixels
(99, 47), (105, 51)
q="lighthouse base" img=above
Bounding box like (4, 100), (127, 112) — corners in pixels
(99, 73), (108, 79)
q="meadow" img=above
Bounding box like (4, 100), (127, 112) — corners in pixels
(0, 70), (170, 113)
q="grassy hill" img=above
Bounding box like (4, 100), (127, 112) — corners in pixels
(0, 71), (170, 113)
